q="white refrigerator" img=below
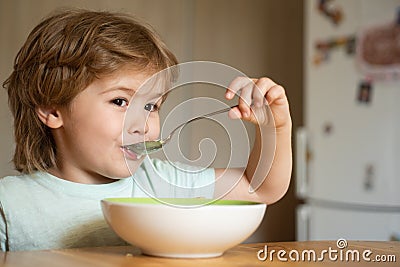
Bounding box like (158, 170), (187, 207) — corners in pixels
(297, 0), (400, 241)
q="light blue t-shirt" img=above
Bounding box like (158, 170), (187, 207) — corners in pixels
(0, 158), (215, 251)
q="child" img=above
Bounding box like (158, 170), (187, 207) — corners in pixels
(0, 9), (292, 251)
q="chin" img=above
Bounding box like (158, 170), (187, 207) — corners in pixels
(104, 164), (134, 180)
(108, 176), (130, 180)
(124, 158), (144, 174)
(109, 154), (143, 178)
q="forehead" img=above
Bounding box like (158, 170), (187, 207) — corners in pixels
(96, 66), (169, 98)
(135, 71), (169, 98)
(108, 66), (169, 96)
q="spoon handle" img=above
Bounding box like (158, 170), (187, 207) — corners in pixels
(197, 104), (239, 118)
(167, 105), (239, 139)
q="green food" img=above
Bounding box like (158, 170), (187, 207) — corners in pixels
(144, 141), (163, 152)
(129, 141), (163, 155)
(103, 197), (262, 206)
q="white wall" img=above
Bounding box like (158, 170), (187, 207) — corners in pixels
(1, 0), (304, 242)
(0, 0), (277, 177)
(0, 0), (196, 176)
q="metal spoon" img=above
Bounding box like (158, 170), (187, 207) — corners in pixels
(123, 105), (239, 156)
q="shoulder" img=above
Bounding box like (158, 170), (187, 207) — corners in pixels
(0, 172), (39, 188)
(0, 173), (30, 189)
(0, 172), (46, 201)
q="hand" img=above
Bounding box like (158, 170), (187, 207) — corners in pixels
(225, 77), (291, 130)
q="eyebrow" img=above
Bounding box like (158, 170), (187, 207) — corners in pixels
(100, 87), (136, 95)
(101, 87), (165, 100)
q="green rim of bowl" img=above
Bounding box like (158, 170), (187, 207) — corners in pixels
(102, 197), (263, 206)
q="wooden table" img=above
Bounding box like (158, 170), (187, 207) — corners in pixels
(0, 241), (399, 266)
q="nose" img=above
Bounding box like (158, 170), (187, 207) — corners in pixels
(127, 119), (149, 135)
(125, 108), (150, 136)
(126, 117), (149, 135)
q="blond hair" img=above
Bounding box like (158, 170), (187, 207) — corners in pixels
(3, 9), (178, 173)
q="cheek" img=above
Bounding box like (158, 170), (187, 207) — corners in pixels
(73, 110), (123, 144)
(148, 116), (160, 139)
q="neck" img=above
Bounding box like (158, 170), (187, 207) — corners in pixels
(47, 166), (115, 184)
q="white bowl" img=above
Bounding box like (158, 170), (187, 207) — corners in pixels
(101, 198), (266, 258)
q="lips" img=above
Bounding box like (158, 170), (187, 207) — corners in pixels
(121, 147), (140, 161)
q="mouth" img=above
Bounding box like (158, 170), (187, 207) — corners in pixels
(121, 146), (143, 161)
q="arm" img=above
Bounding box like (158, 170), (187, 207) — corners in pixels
(0, 201), (8, 251)
(214, 77), (292, 204)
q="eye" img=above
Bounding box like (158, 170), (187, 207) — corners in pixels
(112, 98), (128, 107)
(144, 103), (159, 112)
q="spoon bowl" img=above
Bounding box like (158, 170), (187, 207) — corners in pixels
(125, 140), (165, 156)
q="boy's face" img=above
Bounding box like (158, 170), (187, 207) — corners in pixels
(54, 66), (163, 183)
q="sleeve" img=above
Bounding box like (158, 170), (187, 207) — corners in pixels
(0, 206), (7, 251)
(0, 200), (8, 251)
(134, 157), (215, 199)
(0, 179), (9, 251)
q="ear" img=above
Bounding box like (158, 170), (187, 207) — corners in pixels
(36, 106), (63, 129)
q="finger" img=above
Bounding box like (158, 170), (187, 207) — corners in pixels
(228, 106), (242, 120)
(252, 77), (277, 108)
(238, 82), (253, 118)
(251, 82), (265, 108)
(266, 84), (286, 105)
(226, 76), (253, 100)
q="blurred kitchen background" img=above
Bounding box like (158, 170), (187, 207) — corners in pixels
(1, 0), (399, 242)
